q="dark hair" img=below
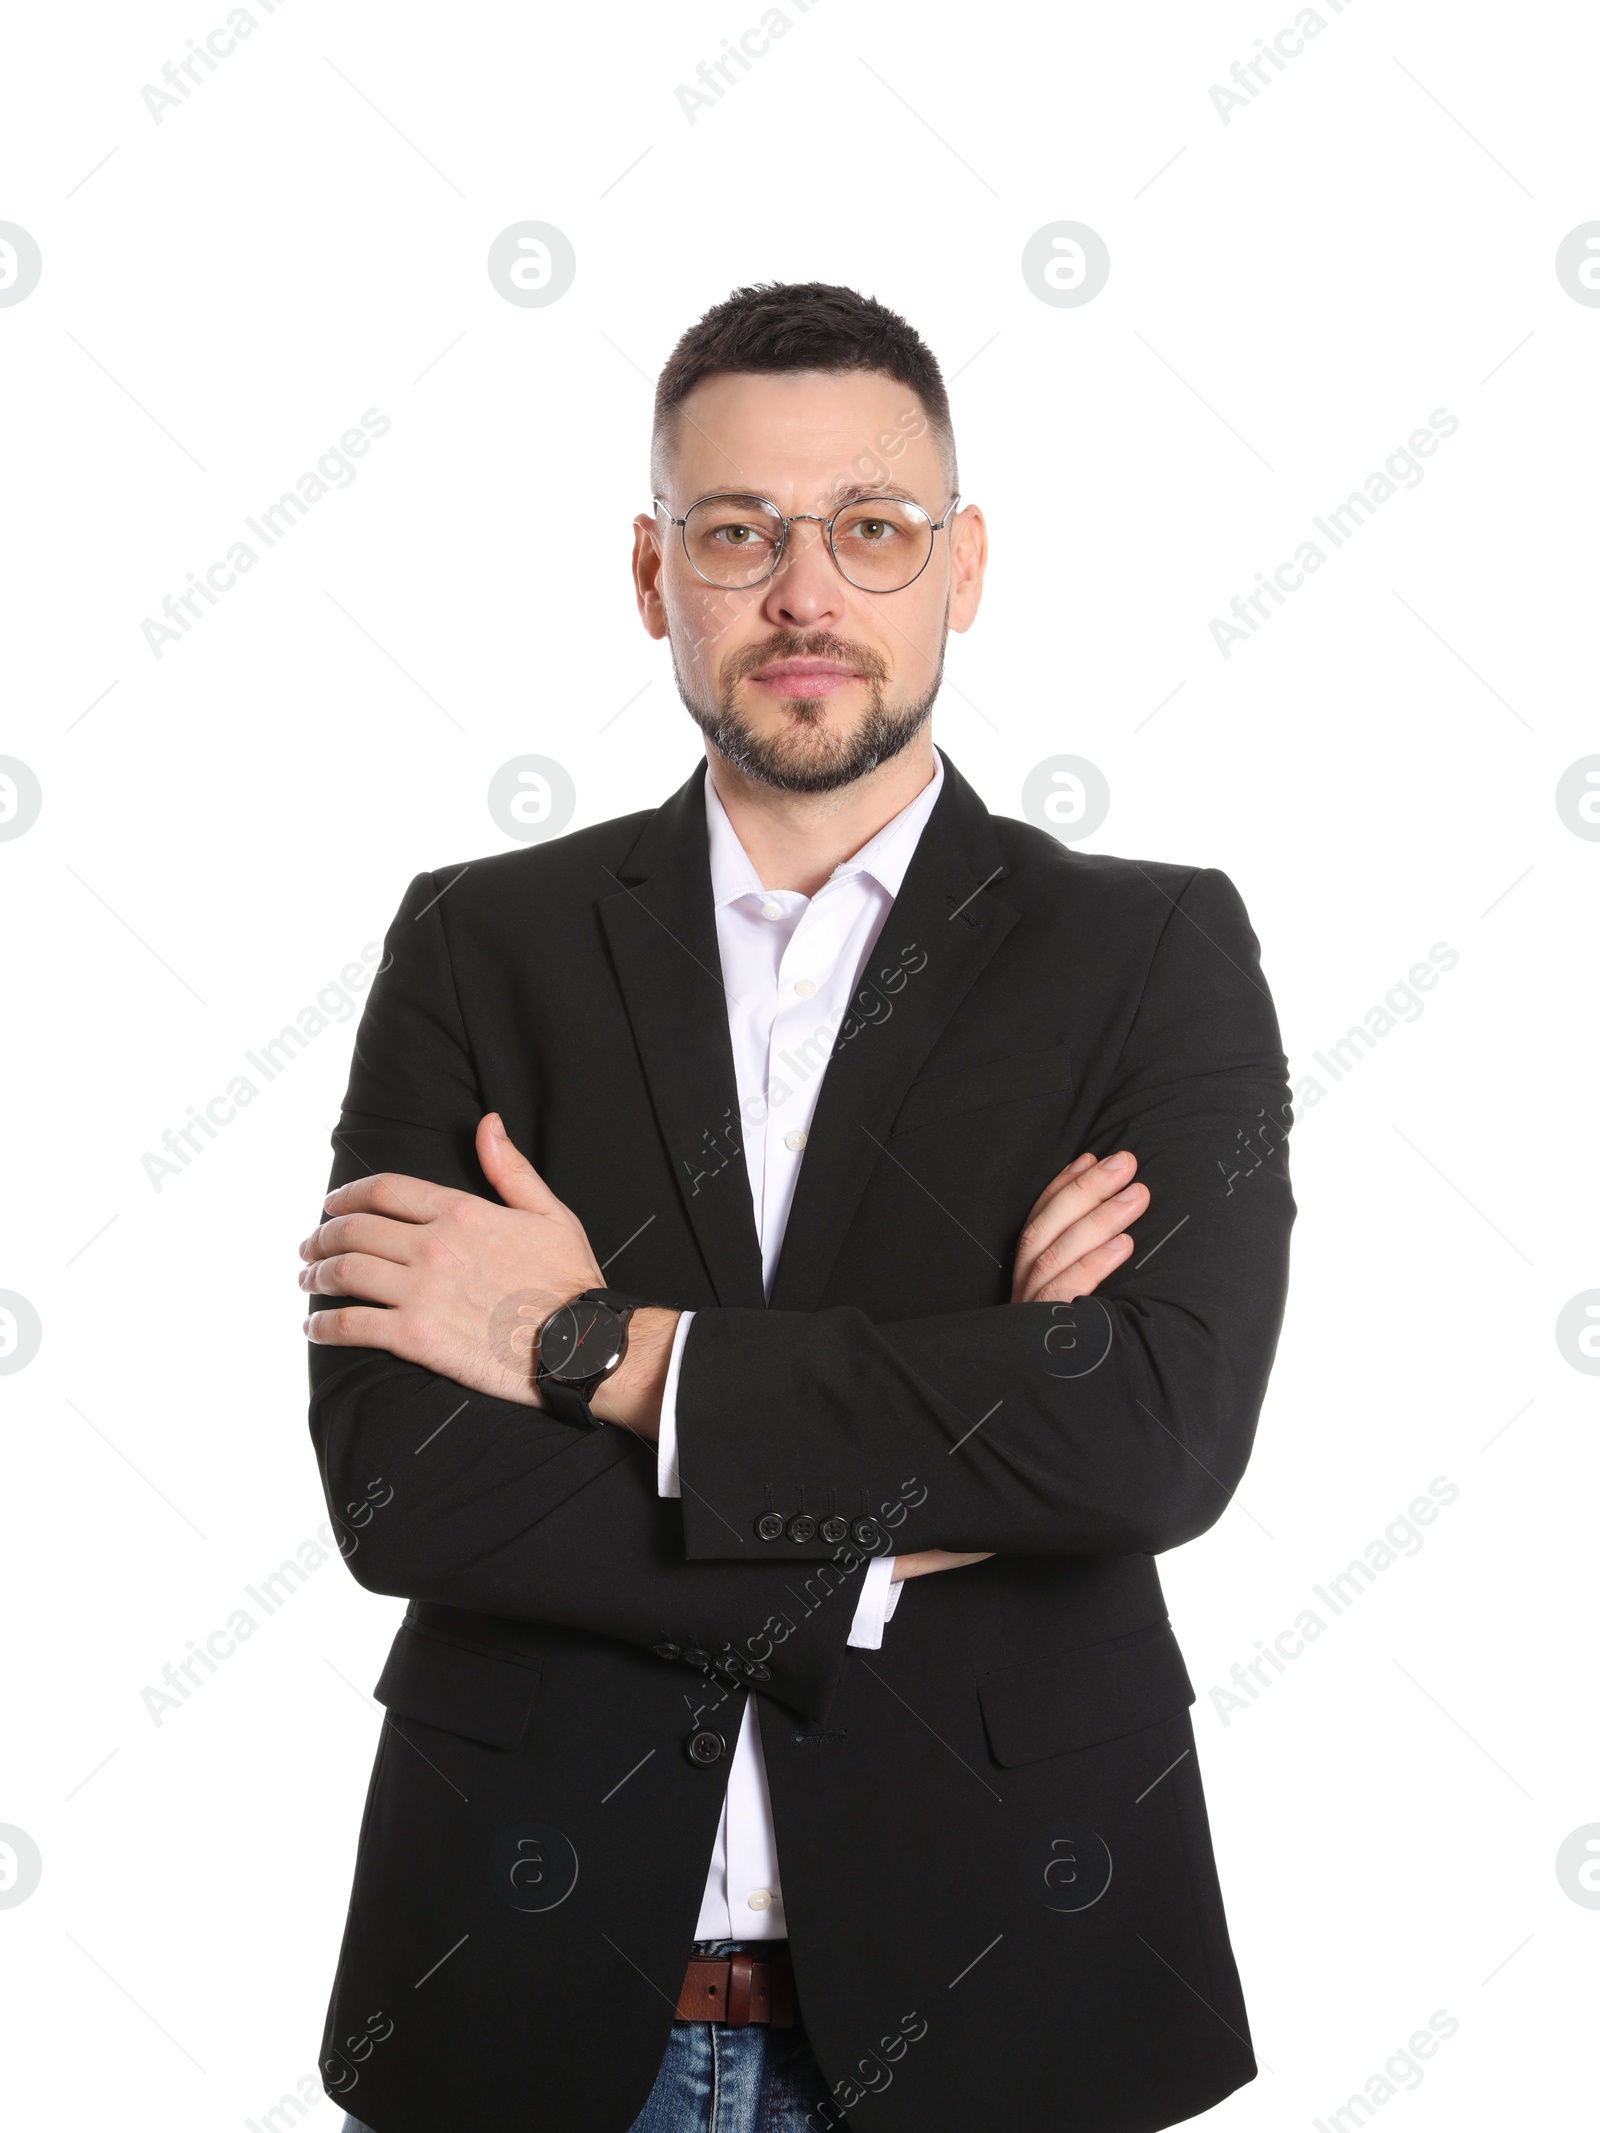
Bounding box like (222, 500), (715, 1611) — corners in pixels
(650, 280), (956, 498)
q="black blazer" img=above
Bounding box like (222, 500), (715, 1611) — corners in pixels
(309, 747), (1295, 2133)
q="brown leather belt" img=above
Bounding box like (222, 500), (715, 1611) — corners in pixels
(675, 1946), (796, 2028)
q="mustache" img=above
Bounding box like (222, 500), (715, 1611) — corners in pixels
(724, 633), (889, 686)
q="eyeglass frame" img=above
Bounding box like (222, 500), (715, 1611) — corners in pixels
(651, 488), (962, 594)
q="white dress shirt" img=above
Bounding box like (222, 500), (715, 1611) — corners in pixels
(654, 746), (947, 1942)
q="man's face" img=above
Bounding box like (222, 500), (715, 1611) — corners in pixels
(633, 369), (986, 793)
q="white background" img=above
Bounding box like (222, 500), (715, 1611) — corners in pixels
(1, 1), (1595, 2126)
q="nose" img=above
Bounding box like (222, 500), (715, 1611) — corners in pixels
(760, 518), (848, 630)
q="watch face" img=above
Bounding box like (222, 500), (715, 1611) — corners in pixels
(540, 1300), (625, 1383)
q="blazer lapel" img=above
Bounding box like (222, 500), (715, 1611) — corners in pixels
(597, 760), (767, 1309)
(767, 752), (1019, 1312)
(598, 749), (1019, 1316)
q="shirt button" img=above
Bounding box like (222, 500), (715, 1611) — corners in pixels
(783, 1129), (807, 1152)
(760, 900), (783, 920)
(747, 1890), (774, 1911)
(793, 977), (817, 997)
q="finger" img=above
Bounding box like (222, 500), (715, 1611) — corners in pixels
(298, 1251), (410, 1305)
(1015, 1184), (1146, 1302)
(1037, 1149), (1139, 1226)
(299, 1211), (426, 1265)
(1018, 1149), (1132, 1245)
(303, 1301), (406, 1350)
(476, 1114), (564, 1215)
(1012, 1163), (1145, 1302)
(1020, 1151), (1098, 1232)
(1016, 1150), (1141, 1265)
(1023, 1232), (1137, 1307)
(321, 1171), (460, 1226)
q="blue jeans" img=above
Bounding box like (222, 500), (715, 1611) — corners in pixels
(342, 1939), (835, 2132)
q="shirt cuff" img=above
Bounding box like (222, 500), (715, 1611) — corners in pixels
(847, 1553), (899, 1649)
(656, 1309), (694, 1499)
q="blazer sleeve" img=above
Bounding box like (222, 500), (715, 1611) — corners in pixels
(307, 869), (867, 1726)
(672, 866), (1296, 1562)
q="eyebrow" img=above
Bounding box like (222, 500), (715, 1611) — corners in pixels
(696, 481), (922, 510)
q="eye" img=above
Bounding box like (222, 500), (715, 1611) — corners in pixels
(704, 515), (779, 549)
(837, 505), (913, 544)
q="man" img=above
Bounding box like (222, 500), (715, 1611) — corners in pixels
(302, 281), (1295, 2133)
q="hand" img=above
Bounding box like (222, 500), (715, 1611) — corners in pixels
(1010, 1148), (1148, 1305)
(890, 1549), (993, 1584)
(890, 1151), (1149, 1585)
(299, 1113), (605, 1407)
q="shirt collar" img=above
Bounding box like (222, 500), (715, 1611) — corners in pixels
(704, 747), (946, 910)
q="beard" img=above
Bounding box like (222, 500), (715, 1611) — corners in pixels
(670, 622), (946, 795)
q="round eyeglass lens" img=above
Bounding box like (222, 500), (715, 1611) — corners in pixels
(829, 498), (935, 590)
(681, 496), (786, 587)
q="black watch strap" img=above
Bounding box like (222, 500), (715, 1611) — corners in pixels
(539, 1377), (604, 1428)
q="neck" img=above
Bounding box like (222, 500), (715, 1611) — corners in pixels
(705, 737), (937, 896)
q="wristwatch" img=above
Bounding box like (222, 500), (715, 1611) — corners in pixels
(534, 1288), (650, 1427)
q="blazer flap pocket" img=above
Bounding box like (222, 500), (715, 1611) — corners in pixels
(977, 1620), (1194, 1767)
(890, 1043), (1073, 1137)
(373, 1624), (542, 1749)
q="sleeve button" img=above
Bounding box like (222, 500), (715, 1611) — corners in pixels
(755, 1512), (787, 1541)
(819, 1515), (849, 1544)
(786, 1514), (817, 1542)
(851, 1516), (881, 1548)
(652, 1641), (682, 1661)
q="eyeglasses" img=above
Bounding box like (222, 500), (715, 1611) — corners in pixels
(652, 490), (960, 594)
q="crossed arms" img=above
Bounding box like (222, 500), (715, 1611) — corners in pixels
(303, 863), (1293, 1718)
(302, 1120), (1149, 1588)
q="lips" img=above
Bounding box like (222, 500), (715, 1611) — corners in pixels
(749, 660), (861, 686)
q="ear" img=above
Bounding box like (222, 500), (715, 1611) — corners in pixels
(632, 511), (670, 639)
(946, 504), (987, 634)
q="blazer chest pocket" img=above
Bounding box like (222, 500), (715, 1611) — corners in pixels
(889, 1043), (1073, 1139)
(976, 1619), (1194, 1768)
(373, 1623), (543, 1750)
